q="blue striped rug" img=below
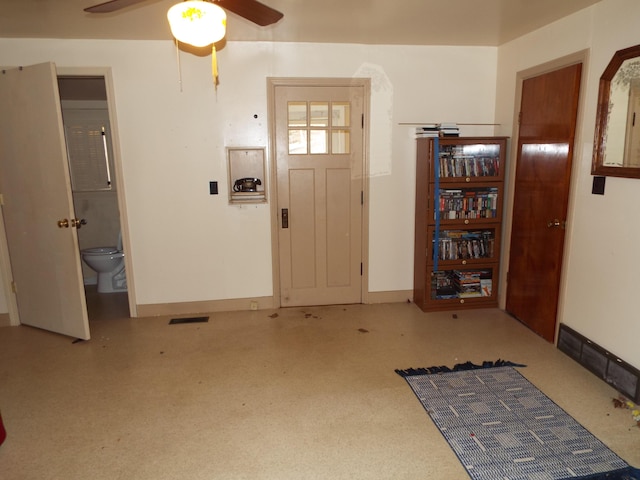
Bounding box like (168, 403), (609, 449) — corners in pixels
(396, 361), (640, 480)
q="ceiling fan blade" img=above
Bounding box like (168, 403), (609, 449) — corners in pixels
(84, 0), (149, 13)
(84, 0), (283, 27)
(214, 0), (283, 26)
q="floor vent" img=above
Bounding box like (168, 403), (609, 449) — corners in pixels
(169, 316), (209, 325)
(558, 324), (640, 403)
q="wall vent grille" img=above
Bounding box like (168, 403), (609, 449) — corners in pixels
(558, 324), (640, 403)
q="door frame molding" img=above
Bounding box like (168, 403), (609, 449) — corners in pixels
(266, 77), (371, 308)
(57, 66), (137, 318)
(501, 50), (589, 339)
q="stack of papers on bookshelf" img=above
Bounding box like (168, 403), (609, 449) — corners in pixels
(415, 123), (460, 138)
(415, 124), (440, 137)
(439, 123), (460, 137)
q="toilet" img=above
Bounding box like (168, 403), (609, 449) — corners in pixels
(81, 234), (127, 293)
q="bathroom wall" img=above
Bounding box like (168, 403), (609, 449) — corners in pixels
(59, 84), (121, 284)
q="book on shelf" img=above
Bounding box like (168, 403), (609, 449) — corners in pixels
(437, 147), (500, 178)
(434, 230), (495, 261)
(436, 187), (499, 220)
(431, 270), (457, 299)
(481, 279), (492, 297)
(430, 268), (493, 300)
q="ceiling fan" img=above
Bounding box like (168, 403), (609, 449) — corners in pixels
(84, 0), (284, 27)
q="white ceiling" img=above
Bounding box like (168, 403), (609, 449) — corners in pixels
(0, 0), (601, 46)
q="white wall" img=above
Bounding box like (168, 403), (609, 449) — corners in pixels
(495, 0), (640, 368)
(0, 39), (497, 306)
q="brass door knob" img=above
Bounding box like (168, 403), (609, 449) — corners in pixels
(71, 218), (87, 229)
(57, 219), (69, 228)
(547, 219), (565, 228)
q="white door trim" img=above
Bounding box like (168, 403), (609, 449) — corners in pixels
(57, 66), (137, 318)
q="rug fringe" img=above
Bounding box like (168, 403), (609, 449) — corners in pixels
(394, 359), (526, 378)
(575, 466), (640, 479)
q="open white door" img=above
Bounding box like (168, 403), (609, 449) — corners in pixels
(0, 63), (90, 340)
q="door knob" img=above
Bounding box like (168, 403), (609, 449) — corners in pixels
(71, 218), (87, 229)
(547, 219), (565, 228)
(57, 219), (69, 228)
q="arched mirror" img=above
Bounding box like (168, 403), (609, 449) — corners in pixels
(592, 44), (640, 179)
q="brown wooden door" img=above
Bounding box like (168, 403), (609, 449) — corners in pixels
(273, 81), (365, 307)
(506, 63), (582, 343)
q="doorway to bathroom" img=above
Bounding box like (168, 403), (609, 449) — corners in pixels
(58, 75), (130, 323)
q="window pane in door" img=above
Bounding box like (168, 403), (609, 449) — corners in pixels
(310, 102), (329, 127)
(332, 103), (350, 127)
(289, 129), (307, 154)
(331, 130), (350, 154)
(310, 130), (328, 154)
(288, 102), (307, 127)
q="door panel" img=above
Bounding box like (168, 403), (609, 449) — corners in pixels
(326, 168), (351, 287)
(0, 63), (90, 339)
(289, 169), (316, 289)
(275, 83), (364, 307)
(506, 63), (582, 343)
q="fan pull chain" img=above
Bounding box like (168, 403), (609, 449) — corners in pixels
(212, 45), (218, 89)
(175, 40), (183, 93)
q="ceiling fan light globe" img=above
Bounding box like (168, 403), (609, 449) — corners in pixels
(167, 1), (226, 47)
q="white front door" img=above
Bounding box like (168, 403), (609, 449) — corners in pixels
(273, 80), (367, 307)
(0, 63), (90, 339)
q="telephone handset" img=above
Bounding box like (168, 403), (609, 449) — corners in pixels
(233, 177), (262, 192)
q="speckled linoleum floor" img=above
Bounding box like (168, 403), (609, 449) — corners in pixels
(0, 291), (638, 480)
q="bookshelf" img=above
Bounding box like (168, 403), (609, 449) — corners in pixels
(413, 137), (508, 312)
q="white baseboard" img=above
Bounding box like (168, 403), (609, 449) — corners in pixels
(136, 290), (414, 317)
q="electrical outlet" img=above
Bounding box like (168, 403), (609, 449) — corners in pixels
(250, 301), (258, 311)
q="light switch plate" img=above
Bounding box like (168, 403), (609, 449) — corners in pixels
(592, 176), (605, 195)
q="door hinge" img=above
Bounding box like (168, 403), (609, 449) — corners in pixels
(11, 281), (17, 293)
(361, 191), (364, 205)
(361, 113), (364, 128)
(360, 263), (363, 276)
(518, 111), (522, 125)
